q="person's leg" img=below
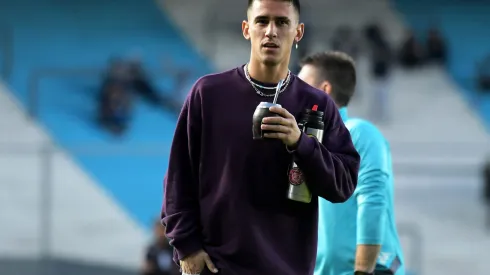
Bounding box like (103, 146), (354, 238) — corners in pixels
(371, 76), (390, 124)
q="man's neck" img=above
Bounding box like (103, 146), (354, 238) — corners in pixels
(247, 60), (289, 84)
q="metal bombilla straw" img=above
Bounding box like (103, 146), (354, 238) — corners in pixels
(272, 79), (284, 105)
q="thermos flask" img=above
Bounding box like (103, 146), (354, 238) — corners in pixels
(287, 105), (325, 203)
(252, 102), (282, 140)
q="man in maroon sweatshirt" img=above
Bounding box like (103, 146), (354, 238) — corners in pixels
(162, 1), (360, 274)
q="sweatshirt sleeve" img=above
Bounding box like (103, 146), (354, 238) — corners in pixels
(161, 81), (203, 261)
(292, 97), (360, 203)
(353, 123), (390, 245)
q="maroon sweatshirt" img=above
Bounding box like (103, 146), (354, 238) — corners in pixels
(162, 66), (360, 275)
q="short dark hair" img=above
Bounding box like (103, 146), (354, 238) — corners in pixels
(247, 0), (301, 15)
(300, 51), (356, 107)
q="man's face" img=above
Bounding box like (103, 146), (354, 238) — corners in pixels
(243, 0), (304, 66)
(298, 64), (321, 89)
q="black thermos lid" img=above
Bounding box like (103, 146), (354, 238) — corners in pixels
(304, 109), (324, 118)
(304, 105), (324, 119)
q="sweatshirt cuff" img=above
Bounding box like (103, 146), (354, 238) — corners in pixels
(173, 236), (202, 261)
(293, 132), (315, 158)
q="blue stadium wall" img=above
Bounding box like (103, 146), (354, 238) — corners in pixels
(0, 0), (212, 228)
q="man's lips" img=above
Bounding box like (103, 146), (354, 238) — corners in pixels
(262, 42), (279, 48)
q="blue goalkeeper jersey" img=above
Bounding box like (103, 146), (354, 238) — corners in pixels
(315, 108), (405, 275)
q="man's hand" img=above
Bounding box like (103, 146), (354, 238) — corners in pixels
(180, 250), (218, 274)
(261, 106), (302, 147)
(355, 245), (381, 273)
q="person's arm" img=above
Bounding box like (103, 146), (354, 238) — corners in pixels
(353, 123), (390, 273)
(162, 82), (203, 262)
(292, 98), (360, 202)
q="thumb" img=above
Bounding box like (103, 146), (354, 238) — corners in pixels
(203, 253), (218, 273)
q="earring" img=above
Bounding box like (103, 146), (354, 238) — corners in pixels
(295, 41), (299, 50)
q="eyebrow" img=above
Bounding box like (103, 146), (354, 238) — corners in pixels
(254, 15), (291, 22)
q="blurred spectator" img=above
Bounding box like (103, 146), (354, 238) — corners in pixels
(98, 57), (182, 123)
(103, 57), (133, 86)
(127, 58), (167, 107)
(399, 30), (424, 69)
(331, 26), (359, 60)
(426, 27), (447, 65)
(127, 57), (183, 114)
(484, 158), (490, 230)
(364, 24), (393, 123)
(485, 158), (490, 198)
(478, 55), (490, 92)
(142, 220), (180, 275)
(365, 24), (392, 79)
(97, 81), (132, 135)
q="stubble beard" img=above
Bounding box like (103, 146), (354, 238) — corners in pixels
(262, 58), (281, 67)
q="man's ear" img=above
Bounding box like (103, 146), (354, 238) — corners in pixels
(295, 23), (305, 43)
(242, 20), (250, 40)
(320, 80), (332, 95)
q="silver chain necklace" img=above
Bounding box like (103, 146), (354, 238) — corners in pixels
(244, 63), (291, 97)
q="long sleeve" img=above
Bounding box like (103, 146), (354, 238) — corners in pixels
(353, 123), (390, 245)
(161, 83), (203, 261)
(293, 98), (360, 202)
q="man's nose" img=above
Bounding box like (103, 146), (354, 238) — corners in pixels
(265, 23), (277, 37)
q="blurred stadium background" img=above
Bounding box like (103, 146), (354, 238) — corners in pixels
(0, 0), (489, 274)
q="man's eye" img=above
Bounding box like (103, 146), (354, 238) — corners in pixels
(257, 20), (268, 24)
(279, 20), (289, 25)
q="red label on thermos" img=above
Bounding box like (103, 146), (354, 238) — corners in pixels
(288, 167), (305, 186)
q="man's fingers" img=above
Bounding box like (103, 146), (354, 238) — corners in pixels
(263, 132), (287, 140)
(261, 124), (290, 133)
(203, 254), (218, 273)
(262, 116), (291, 126)
(269, 106), (294, 119)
